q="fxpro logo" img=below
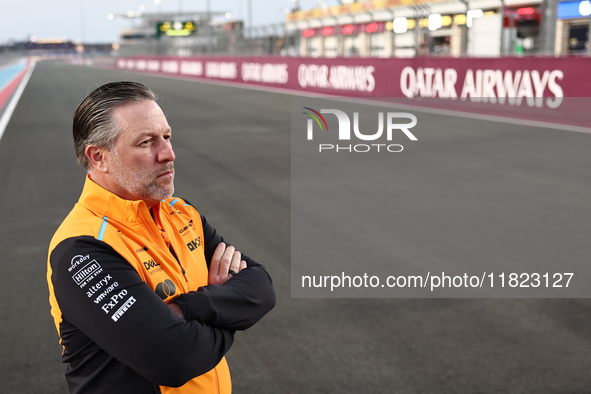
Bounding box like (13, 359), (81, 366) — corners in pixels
(302, 107), (417, 153)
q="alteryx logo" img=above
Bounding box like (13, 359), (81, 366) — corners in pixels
(302, 107), (418, 153)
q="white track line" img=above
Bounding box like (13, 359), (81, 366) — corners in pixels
(106, 65), (591, 135)
(0, 61), (36, 143)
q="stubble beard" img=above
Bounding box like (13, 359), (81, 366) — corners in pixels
(110, 149), (175, 203)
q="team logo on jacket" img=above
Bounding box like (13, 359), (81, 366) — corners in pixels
(186, 236), (202, 251)
(69, 254), (90, 273)
(143, 258), (163, 275)
(178, 220), (194, 235)
(143, 258), (160, 270)
(135, 246), (149, 254)
(155, 279), (177, 300)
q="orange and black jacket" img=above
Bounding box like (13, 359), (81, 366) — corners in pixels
(47, 177), (275, 394)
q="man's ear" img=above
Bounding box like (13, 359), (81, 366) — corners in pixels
(85, 145), (111, 173)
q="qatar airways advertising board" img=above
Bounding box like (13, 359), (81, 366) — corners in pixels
(115, 56), (591, 126)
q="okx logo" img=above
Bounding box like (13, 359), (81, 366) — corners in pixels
(302, 107), (417, 153)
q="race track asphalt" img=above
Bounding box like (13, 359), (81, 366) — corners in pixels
(1, 60), (590, 393)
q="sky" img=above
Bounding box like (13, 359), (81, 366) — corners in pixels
(1, 0), (337, 44)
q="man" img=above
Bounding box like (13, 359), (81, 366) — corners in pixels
(47, 81), (275, 394)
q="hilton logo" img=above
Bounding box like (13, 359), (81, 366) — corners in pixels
(72, 259), (102, 288)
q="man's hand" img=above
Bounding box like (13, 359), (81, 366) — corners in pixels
(208, 243), (247, 285)
(168, 302), (185, 320)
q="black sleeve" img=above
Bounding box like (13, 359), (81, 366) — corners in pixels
(172, 213), (276, 331)
(50, 236), (234, 388)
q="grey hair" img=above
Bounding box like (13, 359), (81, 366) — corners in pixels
(73, 81), (157, 171)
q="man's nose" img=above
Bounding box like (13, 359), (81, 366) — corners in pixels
(157, 139), (175, 162)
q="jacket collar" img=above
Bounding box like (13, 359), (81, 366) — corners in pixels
(78, 175), (156, 224)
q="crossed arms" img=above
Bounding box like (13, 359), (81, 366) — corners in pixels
(49, 214), (275, 388)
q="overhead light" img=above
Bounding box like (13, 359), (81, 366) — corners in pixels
(393, 17), (407, 33)
(342, 24), (354, 35)
(107, 13), (114, 20)
(428, 14), (442, 30)
(579, 0), (591, 16)
(366, 22), (379, 33)
(466, 9), (483, 27)
(523, 36), (534, 49)
(225, 12), (232, 18)
(516, 7), (535, 15)
(322, 26), (333, 36)
(304, 28), (314, 38)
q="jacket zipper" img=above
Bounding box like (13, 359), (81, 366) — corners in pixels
(140, 205), (190, 283)
(169, 246), (190, 282)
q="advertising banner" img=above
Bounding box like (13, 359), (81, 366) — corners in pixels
(114, 55), (591, 129)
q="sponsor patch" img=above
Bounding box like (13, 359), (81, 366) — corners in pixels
(68, 254), (90, 273)
(111, 297), (137, 322)
(100, 289), (128, 314)
(93, 281), (120, 304)
(72, 260), (103, 288)
(155, 279), (177, 300)
(86, 275), (113, 298)
(178, 220), (194, 236)
(135, 246), (149, 254)
(186, 236), (202, 251)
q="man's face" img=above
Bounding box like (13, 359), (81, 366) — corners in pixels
(107, 100), (175, 206)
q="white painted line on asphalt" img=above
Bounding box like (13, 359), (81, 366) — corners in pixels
(0, 61), (36, 143)
(105, 65), (591, 135)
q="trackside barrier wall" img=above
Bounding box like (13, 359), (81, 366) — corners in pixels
(113, 56), (591, 128)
